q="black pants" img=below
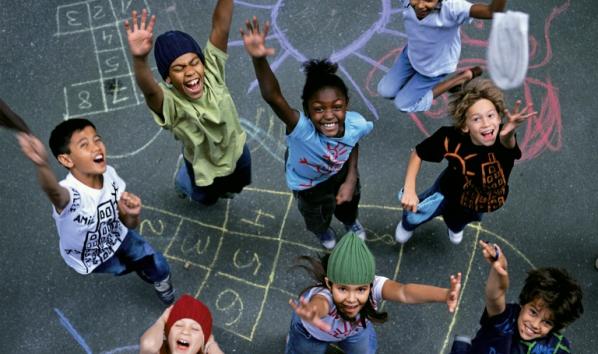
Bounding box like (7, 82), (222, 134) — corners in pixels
(294, 163), (360, 235)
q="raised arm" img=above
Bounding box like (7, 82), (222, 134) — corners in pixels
(139, 306), (172, 354)
(17, 133), (70, 213)
(336, 144), (359, 205)
(209, 0), (233, 52)
(400, 149), (422, 213)
(241, 17), (299, 132)
(479, 240), (509, 317)
(499, 100), (537, 149)
(288, 295), (332, 332)
(470, 0), (507, 20)
(381, 273), (462, 313)
(124, 9), (164, 115)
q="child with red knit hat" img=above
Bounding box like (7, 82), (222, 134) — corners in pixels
(140, 294), (224, 354)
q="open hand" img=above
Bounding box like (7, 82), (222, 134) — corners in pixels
(124, 9), (156, 58)
(446, 272), (462, 313)
(289, 297), (331, 332)
(17, 133), (49, 167)
(499, 100), (537, 137)
(240, 17), (275, 58)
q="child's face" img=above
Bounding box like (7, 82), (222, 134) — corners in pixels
(461, 98), (501, 146)
(410, 0), (440, 20)
(328, 281), (371, 320)
(306, 87), (347, 138)
(167, 318), (205, 354)
(166, 52), (205, 100)
(517, 298), (555, 341)
(59, 126), (106, 176)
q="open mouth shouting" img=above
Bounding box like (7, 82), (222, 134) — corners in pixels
(184, 77), (203, 98)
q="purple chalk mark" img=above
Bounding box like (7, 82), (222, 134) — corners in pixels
(239, 0), (400, 120)
(234, 0), (275, 10)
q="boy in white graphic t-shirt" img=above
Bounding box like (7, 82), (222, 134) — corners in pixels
(17, 118), (175, 304)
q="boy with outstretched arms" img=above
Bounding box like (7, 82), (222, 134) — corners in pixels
(17, 119), (175, 304)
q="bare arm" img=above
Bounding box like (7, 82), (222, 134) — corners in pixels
(479, 240), (509, 317)
(381, 273), (462, 313)
(17, 133), (70, 213)
(209, 0), (233, 52)
(470, 0), (507, 20)
(124, 9), (164, 115)
(400, 149), (422, 213)
(241, 17), (299, 132)
(336, 144), (359, 205)
(288, 295), (332, 332)
(139, 306), (172, 354)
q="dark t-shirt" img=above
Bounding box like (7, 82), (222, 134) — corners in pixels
(416, 126), (521, 212)
(470, 303), (572, 354)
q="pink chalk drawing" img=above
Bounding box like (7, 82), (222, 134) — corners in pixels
(364, 0), (571, 162)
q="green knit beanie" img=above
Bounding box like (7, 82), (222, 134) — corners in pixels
(327, 232), (375, 285)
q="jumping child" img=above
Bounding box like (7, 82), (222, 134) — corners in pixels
(449, 241), (584, 353)
(241, 18), (373, 249)
(377, 0), (507, 112)
(287, 232), (462, 353)
(17, 119), (174, 304)
(140, 294), (224, 354)
(395, 78), (536, 245)
(125, 1), (250, 206)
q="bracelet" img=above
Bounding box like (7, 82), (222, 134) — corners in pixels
(491, 244), (500, 262)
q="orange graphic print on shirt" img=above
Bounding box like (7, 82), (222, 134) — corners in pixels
(443, 137), (508, 213)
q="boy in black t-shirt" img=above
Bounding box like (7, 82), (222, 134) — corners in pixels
(395, 78), (536, 245)
(450, 241), (583, 353)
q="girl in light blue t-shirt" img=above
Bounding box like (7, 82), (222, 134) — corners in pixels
(241, 18), (373, 249)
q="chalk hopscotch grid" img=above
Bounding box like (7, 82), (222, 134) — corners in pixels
(56, 0), (151, 119)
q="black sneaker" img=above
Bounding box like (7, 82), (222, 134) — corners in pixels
(450, 335), (472, 354)
(154, 275), (176, 305)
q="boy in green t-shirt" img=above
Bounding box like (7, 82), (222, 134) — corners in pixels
(124, 1), (250, 206)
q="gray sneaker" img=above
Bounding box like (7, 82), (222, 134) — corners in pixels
(154, 275), (176, 305)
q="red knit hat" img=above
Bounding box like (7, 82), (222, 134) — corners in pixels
(165, 294), (213, 342)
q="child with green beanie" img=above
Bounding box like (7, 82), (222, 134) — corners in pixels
(286, 232), (462, 354)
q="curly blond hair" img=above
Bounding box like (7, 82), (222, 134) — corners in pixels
(448, 78), (506, 130)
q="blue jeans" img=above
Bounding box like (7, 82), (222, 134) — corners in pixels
(402, 170), (483, 233)
(93, 229), (170, 283)
(285, 313), (377, 354)
(377, 45), (447, 112)
(175, 144), (252, 206)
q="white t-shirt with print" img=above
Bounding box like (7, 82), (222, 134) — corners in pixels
(401, 0), (473, 77)
(301, 276), (388, 342)
(52, 166), (128, 274)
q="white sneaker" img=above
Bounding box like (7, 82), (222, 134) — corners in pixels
(316, 228), (337, 250)
(448, 229), (464, 245)
(394, 222), (413, 244)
